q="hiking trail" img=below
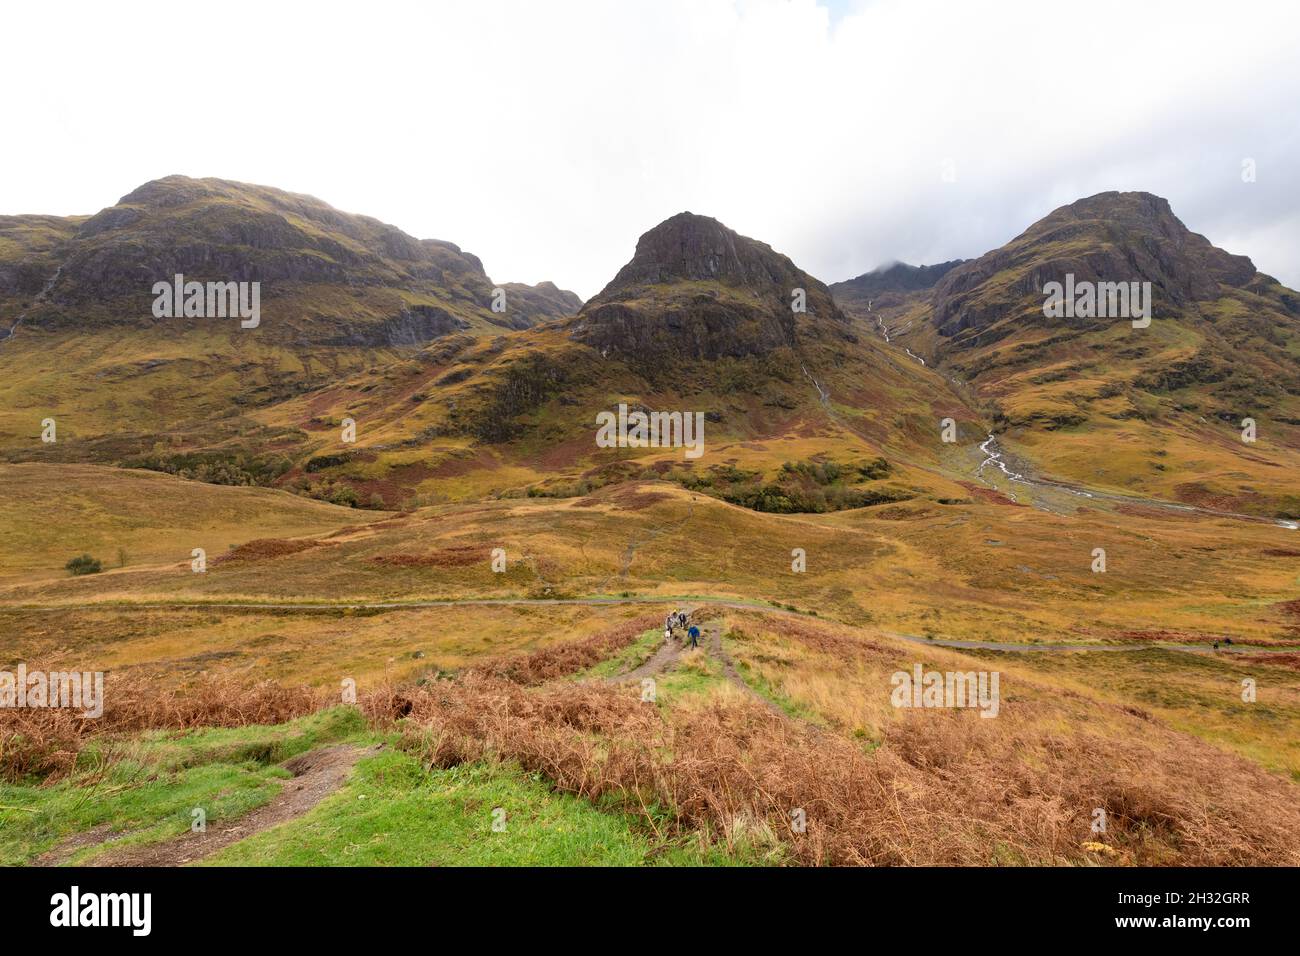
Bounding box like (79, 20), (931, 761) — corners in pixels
(37, 744), (375, 867)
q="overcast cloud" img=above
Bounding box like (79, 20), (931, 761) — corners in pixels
(3, 0), (1298, 299)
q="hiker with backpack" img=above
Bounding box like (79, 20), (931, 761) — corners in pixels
(687, 623), (701, 649)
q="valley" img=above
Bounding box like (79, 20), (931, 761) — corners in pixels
(1, 177), (1298, 868)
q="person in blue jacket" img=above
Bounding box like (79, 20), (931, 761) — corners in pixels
(687, 624), (701, 649)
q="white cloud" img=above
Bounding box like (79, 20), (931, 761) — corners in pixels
(2, 0), (1297, 297)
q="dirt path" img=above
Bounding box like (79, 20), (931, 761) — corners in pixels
(34, 823), (122, 867)
(608, 606), (699, 683)
(703, 620), (743, 687)
(601, 615), (788, 716)
(596, 612), (789, 716)
(7, 596), (1295, 655)
(616, 637), (684, 683)
(40, 744), (374, 867)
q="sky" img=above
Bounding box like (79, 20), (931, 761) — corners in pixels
(3, 0), (1299, 299)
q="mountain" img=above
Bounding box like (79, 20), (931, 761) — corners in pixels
(248, 212), (979, 510)
(0, 196), (977, 513)
(1, 176), (579, 342)
(928, 192), (1259, 342)
(830, 259), (967, 348)
(899, 191), (1300, 515)
(568, 212), (854, 368)
(500, 281), (584, 321)
(0, 177), (580, 465)
(831, 259), (965, 308)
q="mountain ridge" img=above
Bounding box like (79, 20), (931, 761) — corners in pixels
(831, 259), (966, 299)
(3, 180), (1295, 518)
(0, 175), (581, 341)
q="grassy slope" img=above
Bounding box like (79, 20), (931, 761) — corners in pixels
(2, 707), (741, 867)
(203, 750), (738, 867)
(897, 271), (1300, 517)
(5, 469), (1297, 665)
(0, 462), (361, 586)
(232, 315), (984, 510)
(0, 707), (366, 865)
(719, 611), (1300, 778)
(6, 603), (1299, 866)
(2, 274), (986, 513)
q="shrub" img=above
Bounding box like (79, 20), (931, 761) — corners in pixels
(64, 554), (102, 576)
(125, 450), (294, 486)
(370, 664), (1300, 866)
(329, 485), (359, 508)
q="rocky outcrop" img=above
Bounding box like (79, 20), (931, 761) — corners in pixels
(500, 281), (583, 322)
(323, 305), (469, 347)
(568, 212), (851, 366)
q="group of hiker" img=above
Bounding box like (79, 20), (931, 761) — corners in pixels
(664, 609), (701, 649)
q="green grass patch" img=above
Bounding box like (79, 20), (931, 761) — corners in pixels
(0, 707), (366, 866)
(202, 748), (739, 866)
(654, 649), (727, 701)
(577, 627), (662, 680)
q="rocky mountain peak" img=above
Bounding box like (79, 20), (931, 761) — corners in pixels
(930, 191), (1258, 338)
(569, 212), (851, 367)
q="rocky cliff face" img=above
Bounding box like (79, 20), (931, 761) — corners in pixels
(0, 215), (81, 306)
(568, 212), (852, 366)
(322, 305), (470, 347)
